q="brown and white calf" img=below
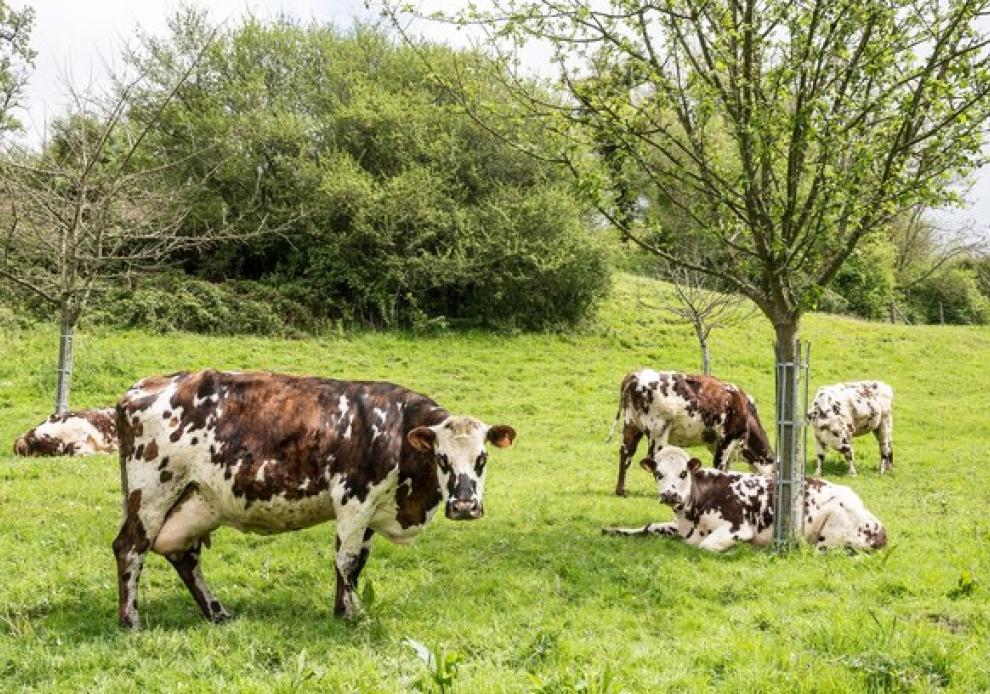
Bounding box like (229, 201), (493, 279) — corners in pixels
(112, 369), (515, 629)
(13, 408), (118, 457)
(609, 370), (774, 496)
(603, 447), (887, 552)
(808, 381), (893, 476)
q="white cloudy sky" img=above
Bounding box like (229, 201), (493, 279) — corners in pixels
(10, 0), (989, 233)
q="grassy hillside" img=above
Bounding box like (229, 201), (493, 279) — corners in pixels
(1, 273), (988, 691)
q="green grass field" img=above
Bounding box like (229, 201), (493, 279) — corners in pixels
(1, 274), (988, 692)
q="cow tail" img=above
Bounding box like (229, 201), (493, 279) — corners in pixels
(116, 401), (129, 517)
(605, 408), (621, 443)
(605, 375), (635, 443)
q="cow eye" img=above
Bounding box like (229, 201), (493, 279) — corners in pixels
(679, 470), (688, 479)
(437, 454), (452, 473)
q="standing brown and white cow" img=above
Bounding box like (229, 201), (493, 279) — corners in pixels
(808, 381), (893, 476)
(609, 369), (774, 496)
(13, 408), (118, 457)
(112, 369), (515, 629)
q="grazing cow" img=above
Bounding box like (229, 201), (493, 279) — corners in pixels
(609, 369), (774, 496)
(13, 408), (118, 457)
(603, 447), (887, 552)
(807, 381), (893, 476)
(112, 369), (516, 629)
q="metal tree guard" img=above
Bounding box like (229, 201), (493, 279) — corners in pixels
(773, 340), (810, 551)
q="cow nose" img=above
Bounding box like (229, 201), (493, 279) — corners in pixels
(447, 498), (482, 520)
(659, 491), (679, 505)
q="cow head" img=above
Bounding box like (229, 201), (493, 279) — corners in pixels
(13, 434), (30, 456)
(640, 446), (699, 510)
(741, 398), (775, 476)
(407, 416), (516, 520)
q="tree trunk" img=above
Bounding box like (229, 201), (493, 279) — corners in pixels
(694, 321), (712, 375)
(55, 303), (74, 415)
(772, 319), (802, 549)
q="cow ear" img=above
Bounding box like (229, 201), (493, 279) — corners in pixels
(687, 457), (702, 473)
(407, 426), (437, 453)
(487, 425), (516, 448)
(639, 457), (657, 473)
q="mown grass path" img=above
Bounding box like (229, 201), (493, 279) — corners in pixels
(1, 275), (988, 691)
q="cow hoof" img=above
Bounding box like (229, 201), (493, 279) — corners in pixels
(614, 489), (628, 497)
(209, 611), (235, 624)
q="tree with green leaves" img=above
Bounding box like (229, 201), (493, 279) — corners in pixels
(384, 0), (990, 541)
(122, 12), (609, 330)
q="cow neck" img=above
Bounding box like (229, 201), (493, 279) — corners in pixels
(687, 468), (727, 512)
(397, 403), (450, 490)
(393, 404), (450, 529)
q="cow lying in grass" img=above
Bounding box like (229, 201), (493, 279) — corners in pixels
(112, 369), (516, 628)
(808, 381), (893, 476)
(13, 408), (118, 457)
(603, 447), (887, 552)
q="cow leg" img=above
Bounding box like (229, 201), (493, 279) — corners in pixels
(698, 525), (742, 552)
(602, 521), (679, 537)
(112, 482), (185, 630)
(841, 434), (856, 476)
(615, 423), (643, 497)
(165, 544), (232, 623)
(347, 528), (375, 588)
(334, 521), (374, 619)
(875, 414), (893, 474)
(153, 486), (228, 622)
(814, 434), (826, 477)
(713, 438), (740, 471)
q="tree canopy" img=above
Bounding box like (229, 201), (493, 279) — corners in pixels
(125, 13), (610, 330)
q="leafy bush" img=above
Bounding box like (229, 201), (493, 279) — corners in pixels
(82, 274), (326, 336)
(826, 238), (896, 321)
(126, 17), (609, 331)
(906, 266), (990, 325)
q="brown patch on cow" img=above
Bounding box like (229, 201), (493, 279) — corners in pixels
(112, 488), (152, 625)
(862, 524), (887, 549)
(143, 440), (159, 462)
(129, 370), (452, 511)
(75, 408), (118, 442)
(160, 470), (174, 483)
(686, 468), (774, 534)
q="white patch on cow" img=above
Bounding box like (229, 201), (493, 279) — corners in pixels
(255, 460), (269, 482)
(343, 414), (353, 440)
(338, 395), (350, 418)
